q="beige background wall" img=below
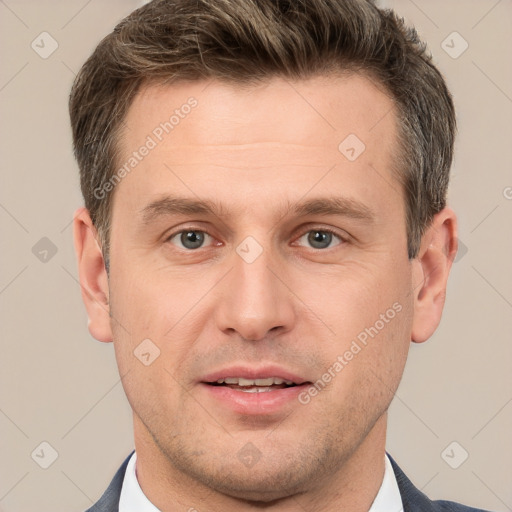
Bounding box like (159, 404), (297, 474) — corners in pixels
(0, 1), (510, 511)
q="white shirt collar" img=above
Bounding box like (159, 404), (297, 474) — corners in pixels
(369, 454), (404, 512)
(119, 451), (403, 512)
(119, 452), (160, 512)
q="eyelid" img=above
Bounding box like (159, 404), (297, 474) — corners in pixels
(292, 226), (348, 249)
(165, 226), (217, 249)
(164, 224), (350, 250)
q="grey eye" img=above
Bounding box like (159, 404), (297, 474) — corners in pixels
(169, 230), (211, 250)
(297, 230), (342, 250)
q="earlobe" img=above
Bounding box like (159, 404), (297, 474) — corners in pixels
(73, 207), (113, 343)
(411, 207), (458, 343)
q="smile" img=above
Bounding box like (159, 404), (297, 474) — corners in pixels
(210, 377), (296, 392)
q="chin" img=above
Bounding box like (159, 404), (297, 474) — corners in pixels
(193, 465), (311, 503)
(165, 439), (343, 504)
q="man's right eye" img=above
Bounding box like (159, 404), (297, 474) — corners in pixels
(167, 229), (214, 250)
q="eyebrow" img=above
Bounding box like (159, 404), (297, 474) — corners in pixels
(140, 195), (375, 225)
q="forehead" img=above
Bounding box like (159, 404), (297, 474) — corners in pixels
(113, 74), (400, 219)
(122, 73), (396, 151)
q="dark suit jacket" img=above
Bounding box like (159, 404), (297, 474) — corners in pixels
(85, 452), (492, 511)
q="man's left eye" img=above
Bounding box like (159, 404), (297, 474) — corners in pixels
(296, 230), (343, 250)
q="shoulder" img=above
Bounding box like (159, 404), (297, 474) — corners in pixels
(84, 452), (133, 512)
(430, 500), (492, 512)
(387, 453), (493, 512)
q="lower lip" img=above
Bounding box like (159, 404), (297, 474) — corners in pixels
(199, 383), (310, 415)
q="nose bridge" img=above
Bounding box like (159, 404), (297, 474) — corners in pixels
(215, 240), (295, 341)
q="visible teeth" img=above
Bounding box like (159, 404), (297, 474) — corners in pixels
(239, 387), (274, 393)
(239, 377), (258, 386)
(215, 377), (295, 386)
(255, 378), (275, 386)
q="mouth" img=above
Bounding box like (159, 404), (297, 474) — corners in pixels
(205, 376), (300, 393)
(199, 367), (312, 415)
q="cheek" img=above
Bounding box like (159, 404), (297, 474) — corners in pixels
(108, 265), (213, 396)
(314, 266), (414, 396)
(109, 260), (207, 336)
(338, 296), (413, 393)
(304, 261), (411, 334)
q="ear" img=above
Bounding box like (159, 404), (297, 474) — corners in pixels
(73, 207), (113, 343)
(411, 207), (458, 343)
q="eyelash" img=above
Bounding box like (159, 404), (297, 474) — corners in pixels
(165, 226), (347, 251)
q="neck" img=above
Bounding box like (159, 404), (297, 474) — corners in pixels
(133, 413), (388, 512)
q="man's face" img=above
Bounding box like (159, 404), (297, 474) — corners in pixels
(107, 75), (415, 499)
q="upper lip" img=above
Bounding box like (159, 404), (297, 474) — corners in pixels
(200, 365), (310, 385)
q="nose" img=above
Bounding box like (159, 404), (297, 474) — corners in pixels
(214, 244), (296, 341)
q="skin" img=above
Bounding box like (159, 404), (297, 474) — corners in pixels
(74, 74), (457, 511)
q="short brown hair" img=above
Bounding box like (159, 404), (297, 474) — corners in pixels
(69, 0), (456, 265)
